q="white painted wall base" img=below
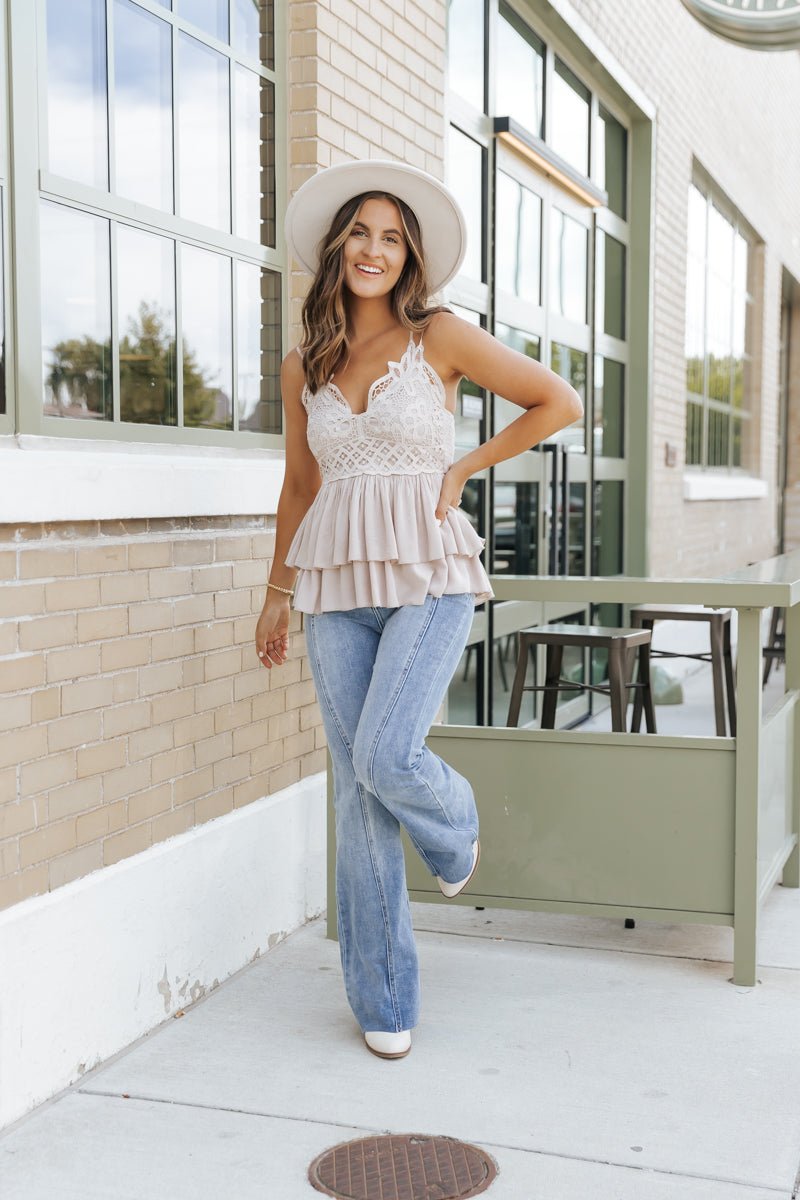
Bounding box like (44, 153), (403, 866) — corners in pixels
(0, 772), (327, 1132)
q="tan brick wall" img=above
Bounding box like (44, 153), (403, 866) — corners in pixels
(0, 518), (325, 911)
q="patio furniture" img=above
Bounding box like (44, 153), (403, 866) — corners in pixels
(763, 607), (785, 685)
(506, 624), (656, 732)
(327, 554), (800, 986)
(629, 605), (736, 735)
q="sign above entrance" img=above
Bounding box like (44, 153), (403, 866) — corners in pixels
(493, 117), (608, 209)
(679, 0), (800, 50)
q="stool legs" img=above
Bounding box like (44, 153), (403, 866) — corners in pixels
(607, 641), (628, 732)
(723, 618), (737, 735)
(636, 642), (657, 733)
(540, 643), (564, 729)
(709, 616), (727, 736)
(631, 618), (654, 732)
(506, 634), (531, 727)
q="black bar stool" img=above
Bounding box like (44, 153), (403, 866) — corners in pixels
(628, 605), (736, 736)
(763, 607), (785, 685)
(506, 624), (656, 733)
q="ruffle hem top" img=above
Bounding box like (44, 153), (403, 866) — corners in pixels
(283, 331), (495, 614)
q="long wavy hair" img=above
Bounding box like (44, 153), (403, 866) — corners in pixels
(299, 190), (452, 395)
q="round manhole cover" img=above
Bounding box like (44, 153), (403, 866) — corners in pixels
(308, 1132), (498, 1200)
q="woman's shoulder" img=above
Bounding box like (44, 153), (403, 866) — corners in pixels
(421, 309), (480, 353)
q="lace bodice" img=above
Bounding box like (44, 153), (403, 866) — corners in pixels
(300, 333), (454, 481)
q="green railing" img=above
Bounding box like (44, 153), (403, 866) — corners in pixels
(327, 552), (800, 985)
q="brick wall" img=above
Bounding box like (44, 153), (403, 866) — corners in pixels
(568, 0), (800, 576)
(0, 518), (324, 910)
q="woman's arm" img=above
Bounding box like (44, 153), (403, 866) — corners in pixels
(433, 311), (584, 483)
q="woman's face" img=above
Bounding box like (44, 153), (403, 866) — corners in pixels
(342, 197), (409, 299)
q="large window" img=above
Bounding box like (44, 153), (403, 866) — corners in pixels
(685, 181), (755, 469)
(24, 0), (281, 441)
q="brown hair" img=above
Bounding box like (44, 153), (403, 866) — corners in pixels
(298, 190), (451, 395)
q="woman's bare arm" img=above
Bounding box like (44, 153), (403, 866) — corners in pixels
(428, 311), (584, 486)
(267, 350), (322, 591)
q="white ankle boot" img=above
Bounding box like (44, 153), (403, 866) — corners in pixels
(436, 838), (480, 898)
(364, 1030), (412, 1059)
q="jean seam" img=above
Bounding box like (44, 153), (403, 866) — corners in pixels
(364, 596), (439, 795)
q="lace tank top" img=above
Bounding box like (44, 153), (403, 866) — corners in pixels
(283, 330), (495, 613)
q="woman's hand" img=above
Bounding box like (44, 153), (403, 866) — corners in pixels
(255, 595), (291, 669)
(434, 464), (467, 524)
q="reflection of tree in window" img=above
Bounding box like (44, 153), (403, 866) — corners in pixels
(45, 338), (112, 419)
(119, 302), (177, 425)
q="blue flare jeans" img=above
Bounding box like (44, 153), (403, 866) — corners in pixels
(304, 592), (479, 1034)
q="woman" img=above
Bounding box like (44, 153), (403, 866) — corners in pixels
(255, 160), (583, 1060)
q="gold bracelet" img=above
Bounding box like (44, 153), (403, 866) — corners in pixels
(267, 581), (295, 596)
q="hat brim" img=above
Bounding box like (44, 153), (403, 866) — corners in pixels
(284, 159), (467, 294)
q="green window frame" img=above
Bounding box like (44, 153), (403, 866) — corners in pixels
(685, 178), (755, 471)
(5, 0), (286, 448)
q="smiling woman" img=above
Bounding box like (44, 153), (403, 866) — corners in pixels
(252, 157), (582, 1064)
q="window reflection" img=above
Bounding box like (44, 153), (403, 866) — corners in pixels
(592, 481), (623, 575)
(551, 58), (590, 176)
(181, 245), (232, 428)
(46, 0), (108, 189)
(567, 482), (585, 575)
(596, 230), (625, 340)
(495, 171), (541, 304)
(496, 4), (543, 137)
(550, 209), (587, 323)
(237, 261), (281, 433)
(550, 343), (586, 452)
(114, 0), (173, 211)
(178, 33), (230, 231)
(493, 481), (538, 575)
(448, 305), (484, 448)
(118, 225), (177, 425)
(178, 0), (228, 41)
(447, 0), (484, 111)
(234, 0), (272, 64)
(593, 356), (624, 458)
(597, 106), (627, 220)
(41, 201), (112, 420)
(446, 128), (483, 282)
(235, 67), (274, 245)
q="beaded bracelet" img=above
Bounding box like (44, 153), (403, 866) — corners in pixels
(267, 581), (295, 596)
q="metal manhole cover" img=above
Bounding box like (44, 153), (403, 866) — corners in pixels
(308, 1133), (498, 1200)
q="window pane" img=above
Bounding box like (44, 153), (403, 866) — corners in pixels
(596, 230), (625, 340)
(567, 482), (585, 575)
(496, 5), (543, 137)
(114, 0), (173, 210)
(446, 128), (483, 282)
(41, 202), (111, 421)
(178, 34), (230, 231)
(0, 199), (5, 416)
(118, 225), (177, 425)
(233, 0), (273, 67)
(237, 261), (281, 433)
(549, 343), (586, 452)
(597, 106), (627, 220)
(178, 0), (228, 41)
(447, 0), (484, 111)
(181, 245), (233, 429)
(493, 481), (539, 575)
(551, 58), (590, 176)
(235, 66), (274, 245)
(550, 209), (587, 323)
(592, 481), (623, 575)
(495, 171), (541, 304)
(593, 355), (624, 458)
(45, 0), (108, 188)
(686, 399), (703, 466)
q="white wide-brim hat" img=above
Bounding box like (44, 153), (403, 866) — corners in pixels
(284, 159), (467, 294)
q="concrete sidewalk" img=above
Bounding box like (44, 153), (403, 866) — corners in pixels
(2, 883), (800, 1198)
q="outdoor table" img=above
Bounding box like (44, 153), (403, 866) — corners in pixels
(326, 552), (800, 985)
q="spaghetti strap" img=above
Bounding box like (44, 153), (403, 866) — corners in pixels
(295, 345), (305, 361)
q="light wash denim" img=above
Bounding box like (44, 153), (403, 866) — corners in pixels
(304, 592), (479, 1034)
